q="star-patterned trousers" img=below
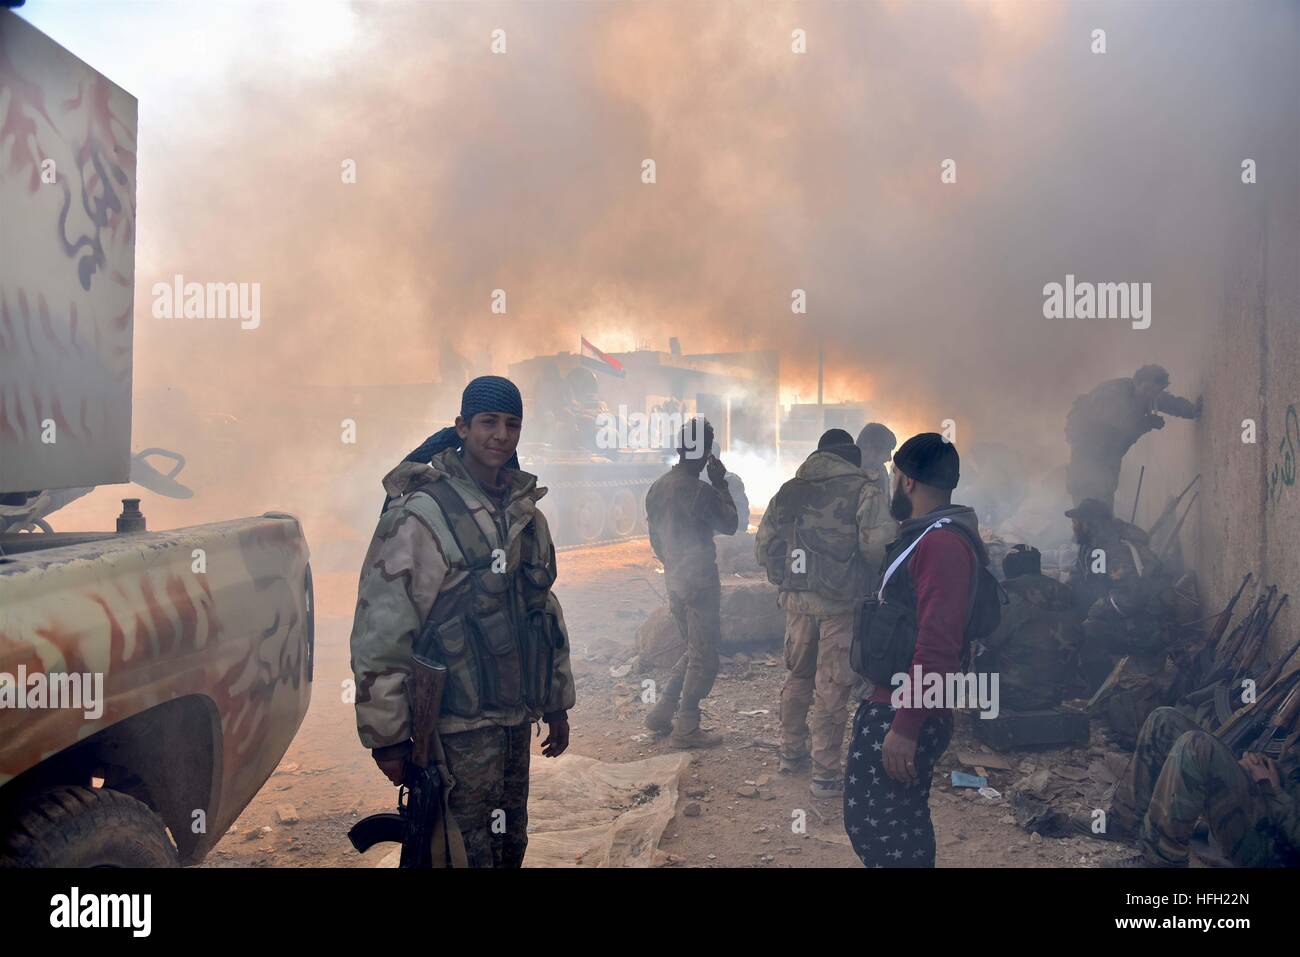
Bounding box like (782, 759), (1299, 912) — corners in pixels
(842, 702), (953, 868)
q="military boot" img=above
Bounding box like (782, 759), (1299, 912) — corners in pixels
(810, 777), (843, 799)
(669, 708), (723, 749)
(779, 753), (809, 774)
(645, 675), (683, 734)
(645, 694), (679, 734)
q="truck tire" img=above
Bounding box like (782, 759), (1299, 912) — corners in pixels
(0, 785), (179, 868)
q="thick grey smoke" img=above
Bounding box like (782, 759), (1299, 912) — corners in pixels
(34, 0), (1296, 556)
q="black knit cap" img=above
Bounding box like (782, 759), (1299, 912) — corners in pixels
(893, 432), (960, 490)
(461, 375), (523, 422)
(817, 428), (861, 466)
(1003, 544), (1041, 579)
(817, 428), (854, 449)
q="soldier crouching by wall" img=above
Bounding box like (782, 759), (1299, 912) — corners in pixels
(979, 545), (1081, 712)
(350, 376), (575, 868)
(1066, 498), (1169, 695)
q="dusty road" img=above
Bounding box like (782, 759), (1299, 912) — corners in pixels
(203, 539), (1131, 868)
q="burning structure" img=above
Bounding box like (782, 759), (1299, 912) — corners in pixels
(507, 343), (778, 544)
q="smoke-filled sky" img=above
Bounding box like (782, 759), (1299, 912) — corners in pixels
(19, 0), (1297, 544)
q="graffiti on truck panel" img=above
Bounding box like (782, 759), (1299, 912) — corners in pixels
(1268, 404), (1298, 507)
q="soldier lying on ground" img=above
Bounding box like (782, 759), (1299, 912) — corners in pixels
(1095, 707), (1300, 867)
(350, 375), (575, 868)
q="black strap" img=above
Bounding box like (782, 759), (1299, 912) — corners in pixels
(422, 480), (498, 571)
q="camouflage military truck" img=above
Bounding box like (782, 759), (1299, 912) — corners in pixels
(0, 12), (313, 866)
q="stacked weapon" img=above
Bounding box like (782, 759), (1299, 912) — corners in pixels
(348, 656), (468, 867)
(1183, 578), (1300, 757)
(1208, 584), (1282, 681)
(1216, 667), (1300, 756)
(1168, 572), (1251, 699)
(1149, 474), (1200, 564)
(1247, 681), (1300, 756)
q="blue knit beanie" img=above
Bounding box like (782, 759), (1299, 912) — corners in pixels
(460, 375), (523, 422)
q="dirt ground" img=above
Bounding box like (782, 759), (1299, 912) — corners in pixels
(203, 538), (1134, 868)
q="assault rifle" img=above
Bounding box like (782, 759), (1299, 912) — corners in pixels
(1204, 573), (1253, 658)
(1231, 593), (1287, 684)
(348, 656), (468, 867)
(1171, 573), (1253, 700)
(1258, 634), (1300, 696)
(1248, 682), (1300, 756)
(1147, 474), (1200, 560)
(1214, 586), (1274, 675)
(1216, 667), (1300, 755)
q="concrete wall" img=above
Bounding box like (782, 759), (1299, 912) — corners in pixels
(1189, 39), (1300, 661)
(1107, 11), (1300, 663)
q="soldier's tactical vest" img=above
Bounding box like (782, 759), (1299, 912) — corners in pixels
(851, 517), (1003, 685)
(407, 479), (561, 719)
(761, 471), (870, 603)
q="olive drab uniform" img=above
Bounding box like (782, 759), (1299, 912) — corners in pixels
(755, 451), (896, 780)
(1110, 707), (1300, 867)
(644, 463), (739, 737)
(1069, 517), (1169, 693)
(979, 572), (1082, 712)
(1065, 378), (1198, 511)
(350, 449), (575, 868)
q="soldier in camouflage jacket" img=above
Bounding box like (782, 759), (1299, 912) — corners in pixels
(350, 377), (575, 868)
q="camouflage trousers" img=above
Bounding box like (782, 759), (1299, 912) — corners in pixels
(442, 722), (531, 868)
(779, 609), (855, 779)
(664, 580), (722, 721)
(1111, 707), (1276, 866)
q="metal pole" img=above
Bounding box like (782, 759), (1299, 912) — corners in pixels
(1131, 465), (1145, 524)
(817, 336), (825, 437)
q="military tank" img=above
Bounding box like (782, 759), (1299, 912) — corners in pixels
(517, 368), (673, 547)
(519, 443), (670, 547)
